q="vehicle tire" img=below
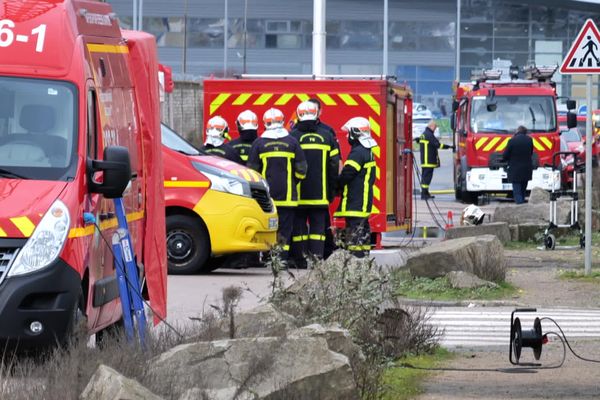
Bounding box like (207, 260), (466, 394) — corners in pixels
(593, 156), (599, 168)
(64, 289), (87, 347)
(166, 215), (210, 274)
(461, 190), (478, 205)
(544, 234), (556, 250)
(95, 319), (125, 348)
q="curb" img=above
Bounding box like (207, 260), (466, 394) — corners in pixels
(388, 298), (526, 308)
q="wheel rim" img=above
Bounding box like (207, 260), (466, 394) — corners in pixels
(167, 229), (194, 264)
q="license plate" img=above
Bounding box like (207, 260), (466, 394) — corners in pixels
(269, 217), (278, 230)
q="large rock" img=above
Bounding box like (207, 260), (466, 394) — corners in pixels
(493, 199), (571, 225)
(150, 337), (358, 400)
(216, 303), (298, 339)
(444, 222), (511, 244)
(80, 365), (163, 400)
(446, 271), (498, 289)
(289, 324), (365, 367)
(406, 235), (505, 282)
(527, 187), (550, 204)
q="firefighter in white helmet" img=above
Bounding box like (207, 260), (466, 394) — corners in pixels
(334, 116), (378, 258)
(230, 109), (259, 165)
(248, 108), (307, 262)
(202, 115), (242, 164)
(289, 100), (340, 267)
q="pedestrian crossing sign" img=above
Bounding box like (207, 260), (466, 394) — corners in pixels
(560, 19), (600, 74)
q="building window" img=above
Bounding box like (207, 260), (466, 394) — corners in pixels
(265, 19), (309, 49)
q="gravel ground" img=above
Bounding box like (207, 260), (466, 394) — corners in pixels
(415, 247), (600, 399)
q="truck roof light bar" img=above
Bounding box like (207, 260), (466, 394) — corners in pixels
(470, 69), (502, 82)
(523, 64), (557, 81)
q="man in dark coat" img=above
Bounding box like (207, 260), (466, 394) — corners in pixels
(502, 125), (533, 204)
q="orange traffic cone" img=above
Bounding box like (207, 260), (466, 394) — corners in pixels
(445, 210), (454, 230)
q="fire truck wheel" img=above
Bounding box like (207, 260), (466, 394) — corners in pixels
(593, 156), (598, 168)
(64, 289), (87, 347)
(166, 215), (210, 274)
(461, 190), (479, 204)
(95, 319), (125, 348)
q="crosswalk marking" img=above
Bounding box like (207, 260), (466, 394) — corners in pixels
(426, 307), (600, 347)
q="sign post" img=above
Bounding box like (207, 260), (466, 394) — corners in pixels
(560, 18), (600, 276)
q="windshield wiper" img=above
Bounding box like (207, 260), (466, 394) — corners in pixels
(481, 128), (510, 134)
(0, 168), (27, 179)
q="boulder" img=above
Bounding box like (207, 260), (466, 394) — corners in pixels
(218, 303), (298, 339)
(493, 199), (570, 225)
(289, 324), (365, 367)
(80, 365), (163, 400)
(406, 235), (505, 282)
(150, 337), (358, 400)
(178, 387), (254, 400)
(444, 222), (511, 244)
(527, 187), (550, 204)
(446, 271), (499, 289)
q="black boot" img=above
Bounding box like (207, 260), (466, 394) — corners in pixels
(421, 189), (435, 200)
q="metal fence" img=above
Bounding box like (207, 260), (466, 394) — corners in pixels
(161, 80), (204, 147)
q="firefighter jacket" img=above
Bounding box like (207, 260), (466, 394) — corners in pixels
(247, 128), (307, 207)
(419, 127), (449, 168)
(230, 129), (257, 164)
(291, 120), (340, 207)
(202, 142), (243, 164)
(334, 142), (377, 218)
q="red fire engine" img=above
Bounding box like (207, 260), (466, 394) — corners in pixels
(452, 65), (576, 203)
(203, 77), (414, 246)
(0, 0), (166, 349)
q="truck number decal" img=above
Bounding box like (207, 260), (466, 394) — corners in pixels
(0, 20), (47, 53)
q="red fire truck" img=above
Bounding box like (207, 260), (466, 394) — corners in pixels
(203, 77), (414, 246)
(0, 0), (166, 349)
(452, 66), (575, 203)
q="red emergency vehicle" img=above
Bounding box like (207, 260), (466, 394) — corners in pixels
(0, 0), (166, 349)
(203, 77), (414, 246)
(452, 66), (572, 203)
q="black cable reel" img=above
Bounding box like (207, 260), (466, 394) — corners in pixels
(509, 308), (546, 366)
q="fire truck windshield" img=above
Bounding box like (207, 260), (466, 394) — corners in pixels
(0, 76), (77, 181)
(470, 95), (556, 134)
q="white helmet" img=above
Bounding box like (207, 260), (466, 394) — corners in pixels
(462, 204), (485, 226)
(341, 116), (377, 149)
(236, 109), (258, 130)
(205, 115), (228, 147)
(296, 100), (319, 121)
(263, 107), (285, 130)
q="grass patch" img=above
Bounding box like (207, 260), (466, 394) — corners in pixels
(503, 240), (539, 250)
(393, 272), (517, 301)
(558, 268), (600, 282)
(380, 347), (453, 400)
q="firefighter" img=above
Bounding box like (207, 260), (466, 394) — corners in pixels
(308, 97), (342, 259)
(334, 117), (378, 258)
(502, 125), (533, 204)
(248, 108), (307, 262)
(202, 115), (243, 164)
(290, 101), (340, 266)
(418, 120), (454, 200)
(230, 109), (259, 165)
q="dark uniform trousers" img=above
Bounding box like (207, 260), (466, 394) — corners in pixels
(345, 217), (371, 258)
(421, 167), (434, 190)
(290, 207), (329, 266)
(277, 207), (295, 261)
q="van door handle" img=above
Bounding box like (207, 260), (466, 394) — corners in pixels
(99, 212), (115, 221)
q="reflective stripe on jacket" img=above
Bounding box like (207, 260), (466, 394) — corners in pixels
(334, 143), (377, 218)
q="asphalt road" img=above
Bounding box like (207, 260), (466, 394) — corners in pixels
(165, 143), (511, 329)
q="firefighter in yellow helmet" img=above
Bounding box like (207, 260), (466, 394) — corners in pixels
(248, 108), (307, 262)
(289, 100), (340, 267)
(202, 115), (243, 164)
(334, 117), (378, 258)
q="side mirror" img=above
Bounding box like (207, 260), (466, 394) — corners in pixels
(450, 114), (456, 131)
(452, 100), (459, 112)
(87, 146), (132, 199)
(566, 99), (577, 111)
(566, 112), (577, 129)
